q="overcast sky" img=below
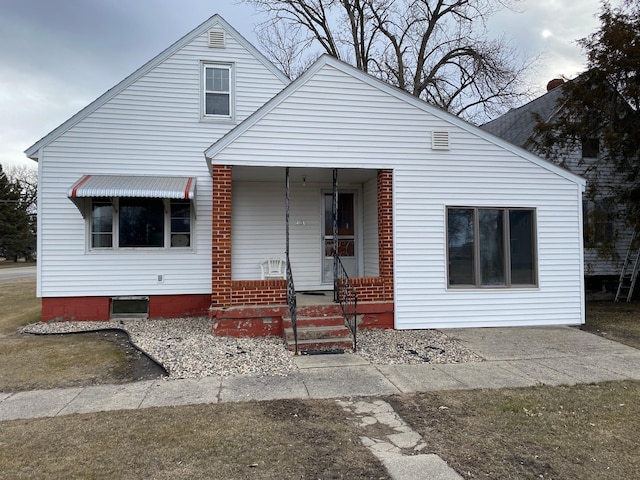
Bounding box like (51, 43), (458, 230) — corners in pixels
(1, 0), (603, 170)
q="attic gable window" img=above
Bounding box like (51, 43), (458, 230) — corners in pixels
(203, 63), (232, 118)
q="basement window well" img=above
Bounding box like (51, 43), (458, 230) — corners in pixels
(110, 297), (149, 318)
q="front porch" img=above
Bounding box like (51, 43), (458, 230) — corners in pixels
(210, 290), (394, 338)
(208, 165), (395, 343)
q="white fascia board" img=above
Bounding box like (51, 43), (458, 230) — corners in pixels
(24, 14), (289, 160)
(206, 54), (586, 189)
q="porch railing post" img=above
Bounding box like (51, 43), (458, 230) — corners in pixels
(333, 168), (338, 303)
(285, 167), (298, 354)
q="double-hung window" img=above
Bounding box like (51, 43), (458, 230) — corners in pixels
(583, 198), (614, 247)
(90, 198), (191, 250)
(203, 64), (231, 118)
(447, 207), (537, 287)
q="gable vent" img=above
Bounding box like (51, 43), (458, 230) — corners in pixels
(431, 131), (450, 150)
(208, 29), (226, 48)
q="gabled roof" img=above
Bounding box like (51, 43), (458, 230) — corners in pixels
(480, 85), (565, 148)
(25, 14), (289, 160)
(205, 55), (585, 188)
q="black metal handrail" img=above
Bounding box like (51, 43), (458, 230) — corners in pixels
(286, 253), (298, 355)
(335, 254), (358, 351)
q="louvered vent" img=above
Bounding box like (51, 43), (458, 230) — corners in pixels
(431, 131), (450, 150)
(208, 29), (225, 48)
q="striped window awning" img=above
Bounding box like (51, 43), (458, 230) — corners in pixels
(68, 175), (196, 214)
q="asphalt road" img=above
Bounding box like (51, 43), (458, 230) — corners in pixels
(0, 266), (37, 283)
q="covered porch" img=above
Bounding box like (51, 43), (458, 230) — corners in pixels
(208, 165), (395, 341)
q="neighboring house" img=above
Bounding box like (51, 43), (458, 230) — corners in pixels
(481, 79), (632, 285)
(25, 14), (586, 335)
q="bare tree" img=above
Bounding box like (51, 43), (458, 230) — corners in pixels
(244, 0), (534, 123)
(5, 164), (37, 214)
(255, 21), (320, 79)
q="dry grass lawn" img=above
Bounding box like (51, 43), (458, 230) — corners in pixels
(0, 399), (389, 480)
(390, 381), (640, 479)
(0, 280), (150, 392)
(2, 280), (639, 479)
(584, 301), (640, 349)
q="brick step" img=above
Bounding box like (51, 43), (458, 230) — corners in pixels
(283, 325), (351, 341)
(286, 337), (354, 353)
(296, 304), (343, 317)
(283, 314), (354, 351)
(283, 315), (345, 329)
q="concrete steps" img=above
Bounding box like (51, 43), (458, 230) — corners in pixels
(283, 314), (353, 352)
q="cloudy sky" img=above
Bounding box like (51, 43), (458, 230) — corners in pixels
(1, 0), (603, 170)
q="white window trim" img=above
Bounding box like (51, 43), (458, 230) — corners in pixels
(88, 198), (193, 252)
(201, 62), (234, 122)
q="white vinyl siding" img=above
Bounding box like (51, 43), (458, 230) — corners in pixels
(232, 182), (286, 280)
(37, 22), (287, 297)
(232, 179), (369, 290)
(210, 62), (585, 328)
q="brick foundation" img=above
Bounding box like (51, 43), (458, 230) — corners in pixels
(210, 301), (394, 337)
(42, 297), (110, 322)
(41, 294), (211, 322)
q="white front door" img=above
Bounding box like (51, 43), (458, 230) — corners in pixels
(322, 191), (358, 283)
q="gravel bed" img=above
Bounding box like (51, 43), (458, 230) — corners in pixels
(21, 318), (482, 379)
(356, 328), (483, 364)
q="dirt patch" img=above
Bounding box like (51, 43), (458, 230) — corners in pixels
(75, 329), (168, 381)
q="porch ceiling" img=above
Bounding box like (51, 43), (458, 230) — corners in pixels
(232, 166), (378, 184)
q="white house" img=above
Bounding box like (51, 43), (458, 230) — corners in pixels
(26, 14), (586, 340)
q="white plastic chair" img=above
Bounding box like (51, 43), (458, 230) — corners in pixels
(260, 257), (286, 279)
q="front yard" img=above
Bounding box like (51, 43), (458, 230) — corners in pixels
(0, 280), (638, 479)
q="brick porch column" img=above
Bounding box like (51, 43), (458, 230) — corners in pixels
(211, 165), (232, 306)
(378, 169), (394, 300)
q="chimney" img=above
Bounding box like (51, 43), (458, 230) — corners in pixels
(546, 78), (565, 91)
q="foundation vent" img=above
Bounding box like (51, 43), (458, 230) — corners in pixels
(208, 29), (226, 48)
(431, 131), (450, 150)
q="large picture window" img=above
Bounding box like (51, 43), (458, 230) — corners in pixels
(203, 64), (231, 117)
(90, 198), (191, 250)
(447, 207), (537, 287)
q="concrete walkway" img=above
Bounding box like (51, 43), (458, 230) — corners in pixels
(2, 326), (639, 479)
